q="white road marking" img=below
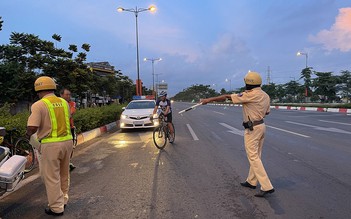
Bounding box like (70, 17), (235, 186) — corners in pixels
(219, 123), (244, 136)
(266, 125), (310, 138)
(286, 121), (351, 135)
(319, 120), (351, 126)
(186, 124), (199, 140)
(213, 111), (225, 115)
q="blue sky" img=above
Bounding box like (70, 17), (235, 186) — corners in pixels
(1, 0), (351, 96)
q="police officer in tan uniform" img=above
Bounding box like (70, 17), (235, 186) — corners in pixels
(201, 71), (274, 197)
(26, 76), (73, 216)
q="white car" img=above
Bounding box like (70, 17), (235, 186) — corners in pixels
(120, 100), (157, 129)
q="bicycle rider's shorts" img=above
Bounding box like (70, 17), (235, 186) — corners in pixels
(165, 113), (172, 123)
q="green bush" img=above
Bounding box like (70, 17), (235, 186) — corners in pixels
(0, 103), (125, 136)
(73, 103), (124, 133)
(0, 103), (29, 136)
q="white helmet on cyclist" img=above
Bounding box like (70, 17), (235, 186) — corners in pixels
(159, 91), (167, 97)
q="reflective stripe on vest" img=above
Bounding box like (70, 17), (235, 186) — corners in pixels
(41, 97), (72, 143)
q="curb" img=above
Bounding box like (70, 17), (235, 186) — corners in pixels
(76, 121), (119, 146)
(272, 105), (351, 113)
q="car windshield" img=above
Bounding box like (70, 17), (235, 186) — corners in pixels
(126, 101), (155, 109)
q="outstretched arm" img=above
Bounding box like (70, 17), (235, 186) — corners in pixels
(201, 94), (232, 105)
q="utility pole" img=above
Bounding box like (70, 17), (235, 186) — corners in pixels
(267, 66), (271, 85)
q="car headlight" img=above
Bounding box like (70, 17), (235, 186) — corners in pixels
(121, 114), (128, 119)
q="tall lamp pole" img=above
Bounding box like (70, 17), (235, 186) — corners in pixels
(297, 51), (308, 68)
(297, 51), (309, 101)
(144, 58), (162, 98)
(225, 78), (232, 91)
(117, 5), (157, 96)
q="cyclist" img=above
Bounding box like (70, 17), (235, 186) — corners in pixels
(153, 91), (174, 143)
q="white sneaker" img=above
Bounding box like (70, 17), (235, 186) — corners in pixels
(169, 135), (174, 143)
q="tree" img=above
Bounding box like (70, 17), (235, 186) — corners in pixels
(312, 71), (339, 102)
(339, 70), (351, 103)
(262, 83), (277, 100)
(300, 67), (313, 99)
(173, 84), (219, 102)
(0, 32), (93, 105)
(0, 17), (3, 31)
(283, 80), (304, 102)
(52, 34), (62, 42)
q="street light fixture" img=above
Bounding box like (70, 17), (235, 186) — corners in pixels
(297, 51), (308, 68)
(144, 57), (162, 98)
(225, 78), (232, 91)
(117, 5), (157, 96)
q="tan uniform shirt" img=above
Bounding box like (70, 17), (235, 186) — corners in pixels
(27, 93), (70, 141)
(230, 87), (270, 122)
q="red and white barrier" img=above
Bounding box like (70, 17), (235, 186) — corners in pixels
(272, 105), (351, 113)
(77, 121), (118, 146)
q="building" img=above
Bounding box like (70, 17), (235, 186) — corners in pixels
(87, 62), (115, 76)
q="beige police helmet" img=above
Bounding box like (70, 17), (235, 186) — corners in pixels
(244, 71), (262, 85)
(34, 76), (57, 92)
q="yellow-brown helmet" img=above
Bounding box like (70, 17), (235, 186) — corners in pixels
(34, 76), (57, 92)
(244, 71), (262, 85)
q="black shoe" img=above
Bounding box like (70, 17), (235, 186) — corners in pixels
(254, 189), (275, 197)
(45, 207), (64, 216)
(69, 163), (76, 171)
(240, 181), (256, 189)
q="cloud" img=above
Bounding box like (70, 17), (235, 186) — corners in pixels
(309, 7), (351, 52)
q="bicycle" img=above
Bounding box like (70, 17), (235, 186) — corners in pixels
(152, 113), (175, 150)
(0, 127), (35, 173)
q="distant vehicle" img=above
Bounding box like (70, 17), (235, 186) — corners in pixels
(120, 100), (157, 130)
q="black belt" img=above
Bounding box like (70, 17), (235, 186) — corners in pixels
(242, 119), (264, 129)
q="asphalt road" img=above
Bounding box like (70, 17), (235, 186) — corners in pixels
(1, 102), (350, 219)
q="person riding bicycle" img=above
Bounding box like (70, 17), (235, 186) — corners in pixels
(153, 91), (174, 143)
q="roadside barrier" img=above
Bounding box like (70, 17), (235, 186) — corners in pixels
(208, 103), (350, 114)
(76, 121), (118, 146)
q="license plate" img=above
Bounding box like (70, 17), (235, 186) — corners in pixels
(133, 121), (144, 125)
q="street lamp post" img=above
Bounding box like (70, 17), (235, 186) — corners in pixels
(144, 58), (162, 98)
(225, 78), (232, 91)
(297, 51), (308, 68)
(297, 51), (309, 102)
(117, 5), (156, 96)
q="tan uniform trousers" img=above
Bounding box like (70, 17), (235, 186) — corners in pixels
(39, 140), (73, 213)
(244, 124), (273, 191)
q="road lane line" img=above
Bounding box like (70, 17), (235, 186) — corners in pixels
(186, 124), (199, 140)
(219, 123), (244, 136)
(266, 125), (310, 138)
(319, 120), (351, 126)
(286, 121), (351, 134)
(213, 111), (225, 115)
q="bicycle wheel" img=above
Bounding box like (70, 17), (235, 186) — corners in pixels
(14, 137), (35, 172)
(153, 126), (167, 150)
(168, 123), (175, 143)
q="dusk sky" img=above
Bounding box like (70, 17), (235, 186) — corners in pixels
(1, 0), (351, 96)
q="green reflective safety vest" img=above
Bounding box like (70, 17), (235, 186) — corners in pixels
(41, 96), (73, 143)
